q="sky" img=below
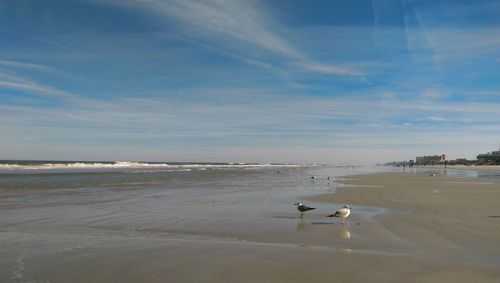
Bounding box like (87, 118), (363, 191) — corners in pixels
(0, 0), (499, 164)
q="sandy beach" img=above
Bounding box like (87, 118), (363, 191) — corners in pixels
(1, 166), (500, 282)
(306, 170), (500, 281)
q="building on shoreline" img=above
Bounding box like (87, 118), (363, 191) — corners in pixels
(415, 154), (447, 165)
(477, 149), (500, 165)
(386, 148), (500, 167)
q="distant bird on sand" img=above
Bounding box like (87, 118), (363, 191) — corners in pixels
(327, 204), (351, 224)
(294, 202), (316, 218)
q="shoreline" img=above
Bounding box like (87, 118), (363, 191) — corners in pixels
(402, 164), (500, 171)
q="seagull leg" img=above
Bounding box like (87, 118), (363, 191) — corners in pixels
(300, 212), (304, 218)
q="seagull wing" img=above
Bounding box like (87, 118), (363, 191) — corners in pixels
(298, 205), (316, 212)
(335, 208), (350, 217)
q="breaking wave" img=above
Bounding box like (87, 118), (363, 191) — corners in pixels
(0, 161), (304, 171)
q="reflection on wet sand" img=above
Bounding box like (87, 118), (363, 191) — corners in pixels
(296, 219), (310, 231)
(296, 219), (350, 240)
(332, 226), (351, 240)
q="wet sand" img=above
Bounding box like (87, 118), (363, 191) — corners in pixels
(306, 171), (500, 281)
(2, 168), (500, 282)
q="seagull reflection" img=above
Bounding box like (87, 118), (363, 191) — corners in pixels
(296, 218), (310, 231)
(332, 226), (351, 240)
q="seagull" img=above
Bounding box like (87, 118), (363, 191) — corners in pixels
(327, 204), (351, 224)
(294, 202), (316, 218)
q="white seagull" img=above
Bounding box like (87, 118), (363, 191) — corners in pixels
(327, 204), (351, 224)
(294, 202), (316, 218)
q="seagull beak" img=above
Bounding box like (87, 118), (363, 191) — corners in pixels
(326, 214), (334, 217)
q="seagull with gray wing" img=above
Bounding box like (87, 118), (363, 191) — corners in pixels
(294, 202), (316, 218)
(327, 204), (351, 224)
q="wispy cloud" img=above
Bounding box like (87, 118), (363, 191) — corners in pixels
(0, 26), (82, 53)
(0, 78), (75, 101)
(294, 61), (363, 77)
(419, 87), (451, 100)
(0, 60), (52, 71)
(3, 91), (499, 163)
(160, 0), (301, 58)
(0, 63), (114, 111)
(95, 0), (361, 77)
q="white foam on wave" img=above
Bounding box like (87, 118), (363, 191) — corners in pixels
(0, 161), (304, 171)
(0, 161), (169, 170)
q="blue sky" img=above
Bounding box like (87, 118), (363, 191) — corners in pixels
(1, 0), (499, 164)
